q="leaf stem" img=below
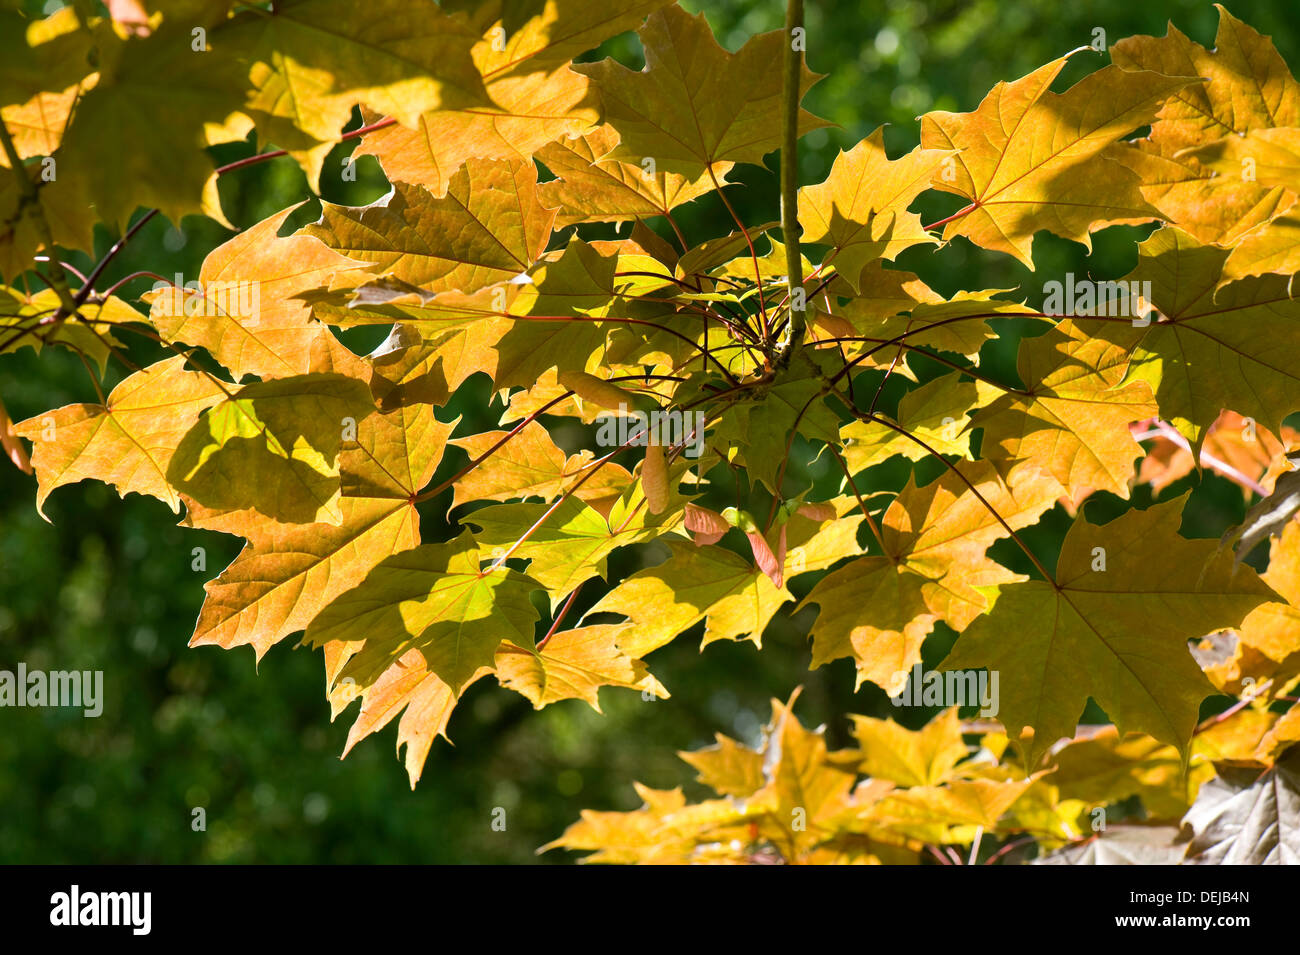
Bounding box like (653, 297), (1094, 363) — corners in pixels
(707, 164), (768, 340)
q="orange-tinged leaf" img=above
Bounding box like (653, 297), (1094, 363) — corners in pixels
(798, 128), (949, 289)
(1134, 410), (1298, 497)
(495, 625), (658, 710)
(1, 81), (86, 159)
(354, 0), (676, 194)
(1106, 6), (1300, 247)
(1111, 6), (1300, 152)
(144, 206), (371, 380)
(920, 54), (1196, 265)
(14, 356), (227, 516)
(216, 0), (491, 188)
(537, 125), (728, 227)
(1104, 137), (1293, 248)
(1186, 127), (1300, 192)
(352, 63), (596, 194)
(186, 403), (453, 660)
(332, 646), (490, 789)
(304, 160), (555, 293)
(1220, 213), (1300, 281)
(973, 318), (1158, 504)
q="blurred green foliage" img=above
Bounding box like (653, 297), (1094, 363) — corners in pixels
(0, 0), (1287, 863)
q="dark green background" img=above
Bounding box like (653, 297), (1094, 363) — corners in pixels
(0, 0), (1290, 863)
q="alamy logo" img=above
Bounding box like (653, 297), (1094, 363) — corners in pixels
(1042, 274), (1155, 326)
(594, 406), (707, 458)
(0, 664), (102, 717)
(50, 885), (151, 935)
(890, 664), (999, 717)
(151, 273), (260, 321)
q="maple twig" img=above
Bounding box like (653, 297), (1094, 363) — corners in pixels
(924, 845), (952, 865)
(413, 390), (576, 505)
(36, 256), (87, 284)
(538, 583), (583, 650)
(833, 387), (1056, 584)
(483, 439), (635, 575)
(75, 351), (106, 405)
(708, 164), (769, 341)
(75, 209), (160, 309)
(778, 0), (805, 358)
(828, 311), (1052, 386)
(0, 118), (77, 316)
(56, 303), (145, 377)
(212, 117), (398, 178)
(922, 201), (979, 233)
(662, 212), (689, 253)
(509, 313), (742, 386)
(812, 336), (1028, 397)
(867, 341), (906, 414)
(984, 835), (1036, 865)
(827, 443), (886, 553)
(56, 315), (237, 398)
(1194, 681), (1269, 735)
(93, 270), (174, 303)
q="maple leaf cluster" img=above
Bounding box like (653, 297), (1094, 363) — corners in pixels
(3, 0), (1300, 862)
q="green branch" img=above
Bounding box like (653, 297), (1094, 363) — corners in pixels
(779, 0), (806, 359)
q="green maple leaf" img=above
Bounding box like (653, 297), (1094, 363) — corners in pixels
(168, 372), (375, 526)
(1080, 227), (1300, 452)
(942, 495), (1277, 766)
(589, 538), (791, 657)
(712, 349), (841, 493)
(466, 496), (663, 597)
(574, 5), (829, 177)
(55, 22), (249, 229)
(305, 530), (540, 695)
